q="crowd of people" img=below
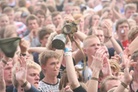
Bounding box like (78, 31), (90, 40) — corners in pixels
(0, 0), (138, 92)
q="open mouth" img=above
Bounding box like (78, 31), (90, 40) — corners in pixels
(34, 82), (39, 84)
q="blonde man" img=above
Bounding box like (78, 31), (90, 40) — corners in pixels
(12, 59), (41, 92)
(124, 3), (137, 18)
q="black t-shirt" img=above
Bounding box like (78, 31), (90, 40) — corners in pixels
(73, 86), (87, 92)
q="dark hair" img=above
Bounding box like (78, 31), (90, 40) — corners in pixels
(115, 18), (129, 31)
(51, 11), (60, 19)
(38, 27), (53, 40)
(34, 10), (46, 18)
(26, 14), (40, 26)
(18, 0), (26, 7)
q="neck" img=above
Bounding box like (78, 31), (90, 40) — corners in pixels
(119, 36), (127, 41)
(43, 75), (58, 84)
(6, 81), (12, 87)
(133, 71), (138, 82)
(87, 57), (93, 67)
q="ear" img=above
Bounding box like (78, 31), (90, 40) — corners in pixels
(83, 48), (87, 54)
(41, 64), (46, 70)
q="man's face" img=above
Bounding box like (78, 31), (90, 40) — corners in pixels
(36, 13), (45, 26)
(84, 37), (101, 57)
(117, 22), (129, 39)
(91, 14), (100, 26)
(4, 61), (13, 86)
(27, 19), (39, 31)
(40, 34), (50, 47)
(44, 16), (53, 26)
(95, 30), (104, 43)
(27, 68), (40, 88)
(65, 5), (72, 14)
(43, 58), (60, 77)
(72, 6), (81, 14)
(5, 11), (14, 23)
(125, 8), (136, 18)
(52, 14), (63, 27)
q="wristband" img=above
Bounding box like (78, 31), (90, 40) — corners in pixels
(91, 77), (98, 81)
(21, 81), (28, 87)
(64, 48), (72, 53)
(121, 81), (127, 88)
(20, 53), (26, 56)
(64, 52), (72, 56)
(104, 36), (112, 39)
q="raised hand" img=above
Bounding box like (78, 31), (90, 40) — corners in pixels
(102, 19), (113, 38)
(19, 39), (30, 54)
(15, 56), (27, 86)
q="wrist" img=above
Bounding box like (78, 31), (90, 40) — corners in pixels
(121, 81), (128, 88)
(91, 77), (98, 81)
(64, 52), (72, 56)
(64, 48), (72, 52)
(20, 53), (27, 56)
(21, 81), (28, 88)
(104, 36), (112, 40)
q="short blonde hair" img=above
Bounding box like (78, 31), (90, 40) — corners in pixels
(124, 3), (137, 13)
(128, 26), (138, 42)
(12, 61), (41, 88)
(83, 35), (99, 47)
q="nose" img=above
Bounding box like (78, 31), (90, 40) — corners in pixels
(35, 75), (40, 80)
(55, 63), (60, 69)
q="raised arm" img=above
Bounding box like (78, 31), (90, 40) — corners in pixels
(15, 56), (40, 92)
(113, 55), (132, 92)
(87, 47), (105, 92)
(0, 61), (6, 92)
(64, 38), (87, 92)
(103, 19), (123, 54)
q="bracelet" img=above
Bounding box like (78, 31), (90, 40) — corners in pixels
(21, 81), (28, 87)
(64, 48), (72, 52)
(104, 36), (112, 39)
(91, 77), (98, 81)
(64, 52), (72, 56)
(20, 53), (26, 56)
(121, 81), (127, 88)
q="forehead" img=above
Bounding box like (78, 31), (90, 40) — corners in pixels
(95, 30), (104, 34)
(28, 19), (38, 23)
(53, 14), (62, 19)
(4, 61), (13, 68)
(118, 22), (129, 27)
(27, 67), (40, 73)
(0, 16), (9, 20)
(93, 15), (99, 18)
(46, 57), (59, 64)
(84, 37), (100, 46)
